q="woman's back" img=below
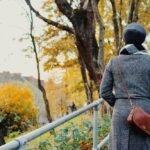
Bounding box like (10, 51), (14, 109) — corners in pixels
(111, 54), (150, 100)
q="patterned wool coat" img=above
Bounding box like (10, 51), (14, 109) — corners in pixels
(100, 44), (150, 150)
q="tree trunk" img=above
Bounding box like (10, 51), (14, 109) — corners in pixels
(119, 0), (123, 49)
(128, 0), (142, 23)
(110, 0), (120, 52)
(72, 10), (101, 88)
(128, 0), (135, 23)
(91, 0), (105, 72)
(29, 9), (52, 123)
(55, 0), (102, 89)
(132, 0), (141, 22)
(38, 82), (53, 122)
(79, 56), (93, 103)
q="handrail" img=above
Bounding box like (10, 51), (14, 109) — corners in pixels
(0, 98), (109, 150)
(97, 134), (109, 149)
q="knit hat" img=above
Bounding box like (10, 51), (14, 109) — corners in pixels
(123, 23), (146, 45)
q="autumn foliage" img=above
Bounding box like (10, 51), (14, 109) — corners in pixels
(0, 83), (38, 132)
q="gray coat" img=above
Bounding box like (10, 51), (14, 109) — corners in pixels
(100, 45), (150, 150)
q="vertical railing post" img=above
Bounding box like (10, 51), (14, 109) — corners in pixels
(18, 145), (25, 150)
(14, 139), (26, 150)
(92, 104), (99, 150)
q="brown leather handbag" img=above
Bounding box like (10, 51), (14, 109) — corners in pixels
(117, 57), (150, 136)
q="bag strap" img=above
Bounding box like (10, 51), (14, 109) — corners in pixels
(116, 57), (133, 107)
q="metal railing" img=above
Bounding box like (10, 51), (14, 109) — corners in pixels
(0, 98), (109, 150)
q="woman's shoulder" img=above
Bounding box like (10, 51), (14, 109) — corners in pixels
(105, 56), (118, 71)
(107, 52), (150, 67)
(108, 56), (118, 64)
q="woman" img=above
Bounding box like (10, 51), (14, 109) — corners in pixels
(100, 23), (150, 150)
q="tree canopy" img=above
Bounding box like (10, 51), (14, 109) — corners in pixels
(25, 0), (150, 104)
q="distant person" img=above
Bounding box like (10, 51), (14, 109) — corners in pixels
(100, 23), (150, 150)
(69, 102), (77, 112)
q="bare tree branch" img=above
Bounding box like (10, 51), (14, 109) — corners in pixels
(79, 55), (93, 103)
(25, 0), (74, 34)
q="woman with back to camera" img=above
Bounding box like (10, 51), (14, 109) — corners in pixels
(100, 23), (150, 150)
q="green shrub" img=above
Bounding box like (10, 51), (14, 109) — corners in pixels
(38, 115), (110, 150)
(7, 131), (20, 139)
(39, 139), (51, 150)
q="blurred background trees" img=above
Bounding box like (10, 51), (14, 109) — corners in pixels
(23, 0), (150, 119)
(0, 0), (149, 147)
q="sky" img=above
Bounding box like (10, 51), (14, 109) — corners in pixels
(0, 0), (64, 82)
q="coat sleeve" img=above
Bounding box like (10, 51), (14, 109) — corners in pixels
(100, 58), (115, 106)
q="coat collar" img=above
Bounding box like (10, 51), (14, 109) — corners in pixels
(119, 44), (148, 55)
